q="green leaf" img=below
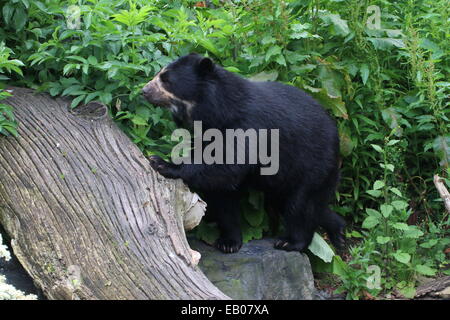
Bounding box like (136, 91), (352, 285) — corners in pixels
(320, 13), (350, 36)
(338, 124), (354, 157)
(196, 38), (220, 57)
(433, 135), (450, 168)
(376, 236), (391, 244)
(367, 190), (382, 198)
(194, 222), (219, 245)
(243, 208), (264, 227)
(85, 92), (100, 104)
(3, 124), (18, 137)
(63, 64), (78, 76)
(2, 4), (14, 25)
(275, 55), (286, 66)
(419, 239), (438, 248)
(131, 115), (148, 126)
(366, 208), (381, 218)
(404, 226), (424, 239)
(49, 86), (61, 97)
(360, 64), (369, 85)
(318, 65), (344, 98)
(397, 284), (416, 298)
(84, 11), (92, 29)
(380, 204), (393, 218)
(265, 46), (282, 62)
(392, 251), (411, 264)
(373, 180), (385, 190)
(381, 108), (403, 137)
(62, 85), (83, 96)
(223, 66), (240, 73)
(67, 55), (87, 64)
(387, 139), (400, 146)
(371, 144), (383, 153)
(100, 92), (112, 104)
(362, 216), (379, 229)
(88, 56), (98, 65)
(420, 39), (441, 53)
(70, 95), (86, 109)
(241, 224), (263, 243)
(331, 255), (350, 277)
(13, 7), (27, 31)
(392, 222), (409, 231)
(0, 105), (15, 120)
(415, 265), (437, 276)
(21, 0), (30, 9)
(290, 23), (311, 39)
(368, 38), (405, 50)
(389, 187), (402, 197)
(391, 200), (408, 211)
(304, 86), (348, 119)
(348, 230), (364, 238)
(249, 71), (278, 82)
(308, 233), (335, 263)
(112, 5), (154, 27)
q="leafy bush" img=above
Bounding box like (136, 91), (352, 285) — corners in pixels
(0, 42), (23, 137)
(338, 134), (450, 299)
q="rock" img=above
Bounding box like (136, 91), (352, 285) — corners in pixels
(436, 286), (450, 299)
(0, 228), (42, 299)
(189, 238), (315, 300)
(0, 250), (42, 299)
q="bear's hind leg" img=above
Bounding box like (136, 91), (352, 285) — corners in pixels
(319, 208), (346, 249)
(211, 191), (243, 253)
(275, 188), (318, 252)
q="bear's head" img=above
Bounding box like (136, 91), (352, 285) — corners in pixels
(142, 53), (215, 115)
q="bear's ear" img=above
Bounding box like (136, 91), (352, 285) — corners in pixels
(197, 57), (215, 76)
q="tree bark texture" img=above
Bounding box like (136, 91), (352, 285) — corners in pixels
(433, 174), (450, 214)
(0, 87), (228, 300)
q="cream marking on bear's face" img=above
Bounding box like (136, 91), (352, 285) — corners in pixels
(143, 67), (195, 116)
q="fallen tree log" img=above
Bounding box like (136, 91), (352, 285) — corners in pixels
(0, 87), (228, 300)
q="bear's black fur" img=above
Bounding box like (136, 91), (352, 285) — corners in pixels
(143, 53), (345, 253)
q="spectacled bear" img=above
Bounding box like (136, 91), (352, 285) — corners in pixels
(143, 53), (345, 254)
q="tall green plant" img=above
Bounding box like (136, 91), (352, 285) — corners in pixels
(0, 42), (23, 137)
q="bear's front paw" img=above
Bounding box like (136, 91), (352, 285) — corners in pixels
(274, 238), (308, 252)
(215, 238), (242, 254)
(148, 155), (178, 179)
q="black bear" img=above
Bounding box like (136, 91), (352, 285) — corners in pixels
(143, 53), (345, 253)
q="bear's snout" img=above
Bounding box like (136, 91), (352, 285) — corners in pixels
(142, 82), (155, 97)
(142, 81), (164, 106)
(142, 75), (175, 108)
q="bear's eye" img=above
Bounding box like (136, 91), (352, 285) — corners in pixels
(160, 72), (170, 84)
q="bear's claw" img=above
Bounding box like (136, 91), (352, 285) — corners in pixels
(148, 155), (166, 170)
(274, 238), (308, 252)
(148, 155), (178, 178)
(215, 238), (242, 254)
